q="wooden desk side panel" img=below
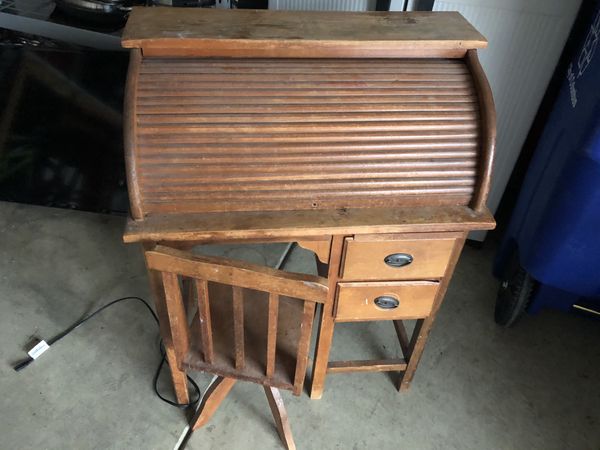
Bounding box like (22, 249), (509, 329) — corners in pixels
(466, 50), (496, 212)
(123, 49), (143, 220)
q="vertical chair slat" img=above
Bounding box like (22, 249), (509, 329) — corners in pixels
(292, 301), (316, 395)
(183, 277), (195, 319)
(266, 292), (279, 378)
(232, 286), (245, 370)
(196, 279), (214, 364)
(161, 272), (190, 363)
(146, 246), (327, 394)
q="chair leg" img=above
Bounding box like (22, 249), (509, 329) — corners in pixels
(145, 261), (190, 405)
(190, 376), (237, 431)
(263, 386), (296, 450)
(165, 348), (191, 404)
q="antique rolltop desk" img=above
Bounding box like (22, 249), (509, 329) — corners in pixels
(122, 8), (496, 400)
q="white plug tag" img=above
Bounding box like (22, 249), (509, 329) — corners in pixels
(28, 340), (50, 360)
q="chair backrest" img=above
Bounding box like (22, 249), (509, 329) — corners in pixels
(145, 245), (329, 395)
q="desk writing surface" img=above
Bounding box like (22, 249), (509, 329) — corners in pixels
(123, 206), (495, 243)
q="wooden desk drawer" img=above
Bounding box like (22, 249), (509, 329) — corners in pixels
(341, 234), (456, 281)
(335, 281), (439, 322)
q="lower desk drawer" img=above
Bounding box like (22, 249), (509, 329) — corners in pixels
(335, 281), (439, 322)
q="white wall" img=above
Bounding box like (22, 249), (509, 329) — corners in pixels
(433, 0), (581, 239)
(268, 0), (377, 10)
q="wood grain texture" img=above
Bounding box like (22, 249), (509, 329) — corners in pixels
(232, 286), (245, 370)
(144, 252), (189, 404)
(125, 9), (497, 404)
(264, 386), (296, 450)
(122, 9), (487, 58)
(266, 293), (279, 379)
(146, 246), (325, 395)
(184, 285), (300, 391)
(195, 279), (214, 364)
(190, 376), (236, 430)
(161, 271), (190, 362)
(146, 245), (328, 302)
(466, 49), (496, 212)
(398, 235), (466, 391)
(130, 57), (482, 216)
(309, 235), (345, 399)
(340, 234), (456, 280)
(292, 301), (316, 395)
(335, 281), (439, 322)
(327, 359), (408, 373)
(124, 206), (496, 243)
(123, 49), (143, 219)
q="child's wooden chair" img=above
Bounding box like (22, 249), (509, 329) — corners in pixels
(144, 245), (329, 449)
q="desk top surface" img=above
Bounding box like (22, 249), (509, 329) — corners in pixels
(122, 8), (487, 58)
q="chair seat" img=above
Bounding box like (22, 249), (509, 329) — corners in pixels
(183, 282), (304, 392)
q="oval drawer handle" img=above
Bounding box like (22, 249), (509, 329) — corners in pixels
(384, 253), (413, 268)
(374, 295), (400, 309)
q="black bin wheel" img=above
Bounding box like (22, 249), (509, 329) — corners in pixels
(495, 265), (536, 327)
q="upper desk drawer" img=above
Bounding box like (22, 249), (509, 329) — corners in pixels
(340, 234), (457, 281)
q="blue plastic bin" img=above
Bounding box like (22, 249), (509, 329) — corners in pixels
(494, 3), (600, 325)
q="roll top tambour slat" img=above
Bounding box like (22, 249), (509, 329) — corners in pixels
(137, 130), (478, 144)
(138, 104), (478, 115)
(131, 57), (484, 215)
(139, 139), (478, 152)
(138, 111), (478, 124)
(137, 89), (476, 97)
(138, 97), (477, 107)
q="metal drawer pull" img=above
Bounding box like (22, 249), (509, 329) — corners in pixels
(374, 296), (399, 309)
(384, 253), (413, 268)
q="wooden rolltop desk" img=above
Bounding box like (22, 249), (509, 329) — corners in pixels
(122, 8), (496, 400)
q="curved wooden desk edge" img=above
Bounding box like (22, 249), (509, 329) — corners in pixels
(123, 205), (495, 244)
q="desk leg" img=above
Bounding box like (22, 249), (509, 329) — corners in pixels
(398, 236), (466, 391)
(310, 236), (344, 399)
(144, 244), (190, 405)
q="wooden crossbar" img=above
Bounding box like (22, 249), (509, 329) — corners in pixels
(146, 245), (328, 303)
(327, 359), (408, 373)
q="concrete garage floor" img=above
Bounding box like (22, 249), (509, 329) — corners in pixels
(1, 201), (599, 450)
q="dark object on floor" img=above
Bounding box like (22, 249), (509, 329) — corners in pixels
(0, 47), (129, 214)
(495, 261), (536, 327)
(54, 0), (131, 26)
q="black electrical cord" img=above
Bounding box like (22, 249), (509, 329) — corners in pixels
(152, 339), (200, 407)
(13, 296), (201, 409)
